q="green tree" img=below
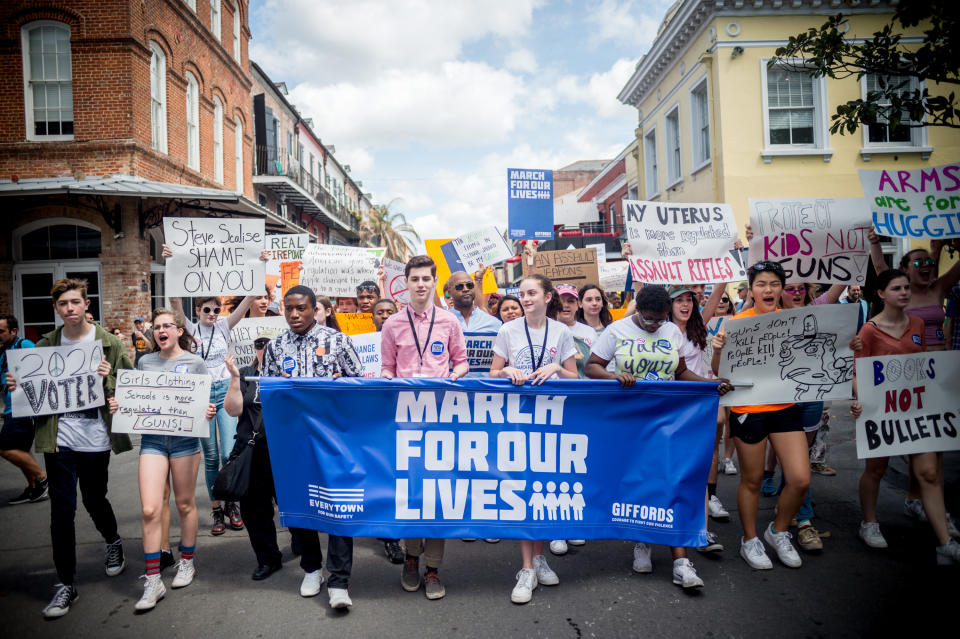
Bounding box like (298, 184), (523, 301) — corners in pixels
(772, 1), (958, 135)
(361, 201), (421, 262)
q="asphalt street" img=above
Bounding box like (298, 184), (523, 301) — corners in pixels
(0, 400), (955, 639)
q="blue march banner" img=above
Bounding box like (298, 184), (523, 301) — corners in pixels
(464, 332), (497, 375)
(507, 168), (554, 240)
(260, 377), (718, 547)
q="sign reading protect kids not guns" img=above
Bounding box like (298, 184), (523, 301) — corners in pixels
(8, 341), (106, 418)
(859, 163), (960, 238)
(163, 218), (266, 296)
(855, 351), (960, 459)
(623, 200), (745, 285)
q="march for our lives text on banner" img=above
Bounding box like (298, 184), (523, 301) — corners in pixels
(623, 200), (745, 285)
(259, 377), (718, 546)
(859, 163), (960, 239)
(507, 168), (554, 241)
(464, 332), (497, 375)
(855, 351), (960, 459)
(749, 198), (873, 285)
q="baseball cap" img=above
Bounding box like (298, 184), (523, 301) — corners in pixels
(134, 317), (145, 322)
(667, 285), (694, 300)
(555, 284), (579, 299)
(737, 282), (748, 291)
(266, 301), (281, 315)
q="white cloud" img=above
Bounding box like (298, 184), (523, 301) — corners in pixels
(586, 0), (666, 48)
(505, 48), (538, 73)
(556, 57), (640, 118)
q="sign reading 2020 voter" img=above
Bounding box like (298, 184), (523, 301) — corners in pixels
(859, 162), (960, 238)
(507, 168), (554, 241)
(163, 217), (266, 297)
(623, 200), (745, 285)
(259, 377), (720, 546)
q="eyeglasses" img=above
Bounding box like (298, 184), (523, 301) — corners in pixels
(453, 282), (475, 291)
(638, 314), (667, 328)
(721, 297), (729, 303)
(784, 286), (807, 295)
(356, 284), (379, 293)
(912, 258), (936, 268)
(155, 323), (178, 331)
(201, 306), (221, 315)
(487, 297), (498, 306)
(254, 338), (270, 349)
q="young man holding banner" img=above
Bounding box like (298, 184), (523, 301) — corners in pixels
(381, 255), (468, 600)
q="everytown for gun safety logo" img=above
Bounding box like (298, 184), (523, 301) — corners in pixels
(308, 485), (365, 519)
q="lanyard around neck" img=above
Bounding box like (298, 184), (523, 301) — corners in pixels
(406, 307), (437, 368)
(524, 317), (548, 372)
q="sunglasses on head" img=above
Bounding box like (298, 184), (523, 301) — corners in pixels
(201, 306), (221, 315)
(356, 284), (379, 293)
(454, 282), (475, 291)
(254, 338), (270, 349)
(912, 258), (936, 268)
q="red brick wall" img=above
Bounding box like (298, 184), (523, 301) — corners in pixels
(578, 160), (626, 202)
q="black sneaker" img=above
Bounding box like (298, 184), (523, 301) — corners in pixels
(29, 477), (49, 503)
(8, 485), (33, 505)
(159, 549), (176, 572)
(384, 540), (404, 564)
(42, 583), (78, 619)
(105, 539), (125, 577)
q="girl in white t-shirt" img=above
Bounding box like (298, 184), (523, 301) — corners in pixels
(490, 274), (577, 604)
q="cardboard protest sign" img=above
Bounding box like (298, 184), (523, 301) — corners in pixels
(112, 370), (211, 438)
(749, 198), (873, 285)
(300, 245), (379, 298)
(855, 351), (960, 459)
(598, 261), (629, 292)
(8, 341), (105, 418)
(623, 200), (744, 285)
(522, 248), (600, 287)
(350, 332), (382, 377)
(163, 217), (265, 296)
(445, 226), (513, 274)
(718, 305), (858, 406)
(336, 313), (376, 335)
(383, 258), (410, 308)
(859, 163), (960, 239)
(425, 239), (498, 298)
(266, 233), (309, 262)
(464, 331), (497, 375)
(507, 168), (554, 240)
(586, 243), (607, 264)
(229, 316), (289, 368)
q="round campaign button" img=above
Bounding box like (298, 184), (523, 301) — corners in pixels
(282, 356), (296, 374)
(430, 341), (445, 355)
(174, 363), (189, 373)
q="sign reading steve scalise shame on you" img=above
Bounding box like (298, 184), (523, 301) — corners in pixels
(163, 217), (265, 297)
(259, 377), (719, 546)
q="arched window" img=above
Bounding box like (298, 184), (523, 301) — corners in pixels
(22, 21), (73, 140)
(150, 42), (167, 153)
(234, 115), (244, 193)
(185, 71), (199, 170)
(213, 96), (224, 184)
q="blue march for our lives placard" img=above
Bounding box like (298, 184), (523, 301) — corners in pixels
(507, 168), (554, 241)
(259, 377), (719, 547)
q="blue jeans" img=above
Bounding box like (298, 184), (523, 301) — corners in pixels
(200, 378), (237, 502)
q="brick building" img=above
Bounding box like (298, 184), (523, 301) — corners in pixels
(0, 0), (304, 345)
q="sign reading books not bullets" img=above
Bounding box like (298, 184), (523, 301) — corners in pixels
(163, 217), (266, 297)
(854, 351), (960, 459)
(112, 370), (211, 438)
(8, 341), (106, 418)
(622, 200), (745, 285)
(749, 198), (873, 285)
(718, 304), (858, 407)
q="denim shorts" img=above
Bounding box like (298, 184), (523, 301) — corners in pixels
(140, 434), (202, 458)
(797, 401), (825, 433)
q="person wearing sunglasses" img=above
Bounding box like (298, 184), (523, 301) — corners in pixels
(355, 281), (381, 314)
(163, 244), (270, 537)
(444, 272), (502, 333)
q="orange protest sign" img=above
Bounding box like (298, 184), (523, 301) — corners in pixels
(336, 312), (376, 335)
(280, 261), (301, 297)
(610, 308), (628, 321)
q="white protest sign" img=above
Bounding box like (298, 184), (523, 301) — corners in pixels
(859, 163), (960, 239)
(266, 233), (309, 262)
(449, 226), (513, 274)
(586, 243), (607, 264)
(383, 258), (409, 307)
(623, 200), (745, 285)
(163, 218), (265, 297)
(749, 198), (873, 285)
(350, 332), (382, 377)
(229, 316), (289, 368)
(718, 305), (858, 406)
(8, 341), (105, 418)
(112, 370), (211, 438)
(300, 244), (380, 298)
(855, 351), (960, 459)
(701, 316), (727, 380)
(598, 261), (629, 292)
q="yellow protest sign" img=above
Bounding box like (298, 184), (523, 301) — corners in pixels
(424, 238), (498, 297)
(336, 312), (377, 335)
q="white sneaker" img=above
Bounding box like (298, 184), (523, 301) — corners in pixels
(723, 458), (738, 475)
(672, 558), (704, 588)
(134, 574), (166, 611)
(568, 539), (586, 546)
(858, 521), (888, 549)
(42, 584), (78, 618)
(533, 554), (559, 586)
(632, 542), (652, 573)
(739, 536), (773, 570)
(171, 558), (195, 588)
(708, 495), (730, 520)
(300, 569), (324, 597)
(549, 539), (568, 555)
(904, 498), (927, 521)
(510, 568), (538, 604)
(764, 523), (802, 568)
(936, 538), (960, 565)
(328, 587), (352, 609)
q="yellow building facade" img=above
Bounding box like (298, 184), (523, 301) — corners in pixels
(618, 0), (960, 267)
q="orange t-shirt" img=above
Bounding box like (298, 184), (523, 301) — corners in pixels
(727, 307), (795, 414)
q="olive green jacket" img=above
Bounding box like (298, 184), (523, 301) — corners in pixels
(32, 323), (133, 454)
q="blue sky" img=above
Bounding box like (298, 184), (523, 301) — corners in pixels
(250, 0), (675, 242)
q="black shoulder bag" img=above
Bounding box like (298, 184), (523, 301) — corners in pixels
(212, 411), (262, 502)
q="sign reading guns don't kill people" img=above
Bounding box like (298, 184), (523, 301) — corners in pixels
(163, 217), (266, 297)
(112, 370), (211, 438)
(8, 341), (105, 418)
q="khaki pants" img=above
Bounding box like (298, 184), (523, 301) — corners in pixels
(404, 538), (445, 568)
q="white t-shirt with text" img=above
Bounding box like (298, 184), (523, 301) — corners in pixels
(493, 317), (577, 378)
(590, 317), (696, 381)
(57, 326), (110, 452)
